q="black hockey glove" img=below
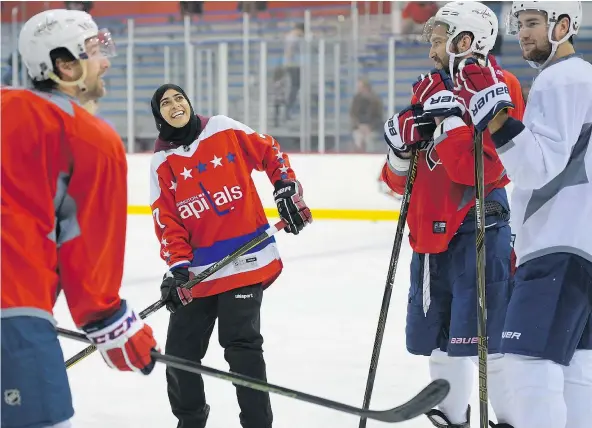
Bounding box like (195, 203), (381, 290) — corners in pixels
(273, 179), (312, 235)
(160, 267), (193, 313)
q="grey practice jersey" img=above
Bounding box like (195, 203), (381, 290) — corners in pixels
(493, 55), (592, 266)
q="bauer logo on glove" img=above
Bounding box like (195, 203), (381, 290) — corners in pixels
(412, 69), (465, 119)
(454, 58), (514, 132)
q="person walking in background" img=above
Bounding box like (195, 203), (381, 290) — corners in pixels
(350, 78), (384, 152)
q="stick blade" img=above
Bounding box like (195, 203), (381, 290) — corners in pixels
(369, 379), (450, 423)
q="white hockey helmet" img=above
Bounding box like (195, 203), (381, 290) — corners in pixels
(424, 1), (499, 72)
(506, 1), (582, 69)
(18, 9), (116, 82)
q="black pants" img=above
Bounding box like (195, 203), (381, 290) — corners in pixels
(165, 283), (272, 428)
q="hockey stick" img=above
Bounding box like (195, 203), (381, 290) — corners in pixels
(57, 327), (449, 423)
(473, 130), (489, 428)
(64, 220), (286, 369)
(359, 148), (419, 428)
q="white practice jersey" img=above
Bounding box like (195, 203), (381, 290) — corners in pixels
(494, 55), (592, 266)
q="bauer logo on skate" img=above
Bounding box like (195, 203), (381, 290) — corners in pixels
(176, 185), (243, 220)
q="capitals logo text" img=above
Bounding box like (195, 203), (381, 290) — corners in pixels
(177, 185), (243, 219)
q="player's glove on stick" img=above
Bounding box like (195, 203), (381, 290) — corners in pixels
(273, 180), (312, 235)
(82, 300), (159, 374)
(384, 104), (436, 157)
(454, 58), (514, 132)
(160, 266), (193, 313)
(412, 69), (465, 119)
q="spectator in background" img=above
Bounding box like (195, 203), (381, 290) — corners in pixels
(401, 1), (439, 35)
(350, 78), (384, 153)
(64, 1), (93, 13)
(179, 1), (203, 17)
(2, 52), (23, 86)
(271, 66), (291, 127)
(239, 1), (258, 16)
(283, 23), (305, 119)
(239, 1), (267, 17)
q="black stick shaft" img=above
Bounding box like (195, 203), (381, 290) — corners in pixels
(57, 327), (450, 424)
(359, 149), (419, 428)
(64, 220), (286, 369)
(474, 131), (489, 427)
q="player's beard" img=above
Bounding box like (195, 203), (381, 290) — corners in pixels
(433, 53), (457, 76)
(85, 77), (106, 101)
(522, 40), (552, 65)
(433, 54), (447, 73)
(434, 55), (464, 77)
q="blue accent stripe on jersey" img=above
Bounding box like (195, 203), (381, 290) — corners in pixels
(191, 224), (276, 266)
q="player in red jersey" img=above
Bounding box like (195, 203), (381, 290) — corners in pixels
(1, 9), (158, 428)
(380, 2), (524, 427)
(149, 83), (312, 428)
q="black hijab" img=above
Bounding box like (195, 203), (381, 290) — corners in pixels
(151, 83), (201, 147)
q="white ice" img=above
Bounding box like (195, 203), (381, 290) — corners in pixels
(55, 217), (492, 427)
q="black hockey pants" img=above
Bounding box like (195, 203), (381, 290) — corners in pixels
(165, 283), (272, 428)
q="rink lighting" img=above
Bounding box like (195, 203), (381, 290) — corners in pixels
(127, 206), (400, 221)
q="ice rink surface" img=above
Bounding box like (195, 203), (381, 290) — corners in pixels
(55, 217), (491, 427)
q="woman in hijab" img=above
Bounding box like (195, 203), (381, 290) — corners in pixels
(149, 84), (312, 428)
(150, 83), (205, 151)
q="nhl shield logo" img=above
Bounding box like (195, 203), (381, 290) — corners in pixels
(4, 389), (21, 406)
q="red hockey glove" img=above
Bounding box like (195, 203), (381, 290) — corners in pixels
(83, 300), (159, 374)
(273, 180), (312, 235)
(384, 104), (436, 156)
(160, 266), (193, 313)
(454, 58), (514, 132)
(412, 69), (464, 119)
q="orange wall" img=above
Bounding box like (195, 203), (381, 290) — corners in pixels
(1, 1), (359, 22)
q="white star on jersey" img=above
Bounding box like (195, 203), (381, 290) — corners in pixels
(279, 165), (289, 173)
(163, 250), (171, 258)
(169, 181), (177, 191)
(161, 238), (168, 246)
(211, 155), (223, 168)
(275, 151), (283, 159)
(180, 167), (192, 180)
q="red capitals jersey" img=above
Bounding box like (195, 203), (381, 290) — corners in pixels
(150, 115), (293, 298)
(382, 70), (525, 254)
(1, 88), (126, 328)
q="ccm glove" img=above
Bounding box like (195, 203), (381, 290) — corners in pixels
(83, 300), (159, 374)
(454, 58), (514, 132)
(160, 266), (193, 313)
(273, 180), (312, 235)
(412, 68), (465, 119)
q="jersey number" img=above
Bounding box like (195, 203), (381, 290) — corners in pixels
(387, 118), (397, 136)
